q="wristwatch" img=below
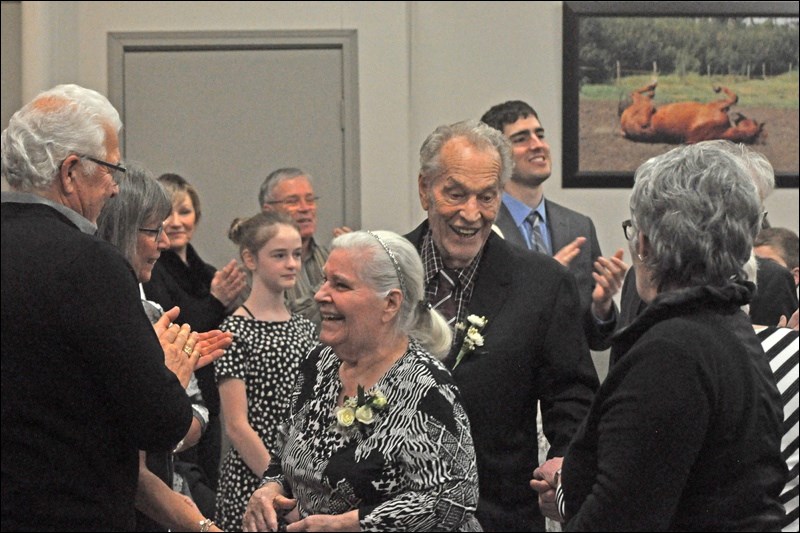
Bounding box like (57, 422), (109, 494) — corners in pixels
(553, 468), (562, 487)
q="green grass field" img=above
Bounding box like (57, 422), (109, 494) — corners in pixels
(581, 72), (799, 109)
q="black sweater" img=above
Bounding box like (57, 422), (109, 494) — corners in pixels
(563, 283), (786, 531)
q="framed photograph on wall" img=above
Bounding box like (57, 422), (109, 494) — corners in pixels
(562, 1), (799, 188)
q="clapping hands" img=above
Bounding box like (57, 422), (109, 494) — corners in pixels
(155, 307), (199, 388)
(553, 238), (629, 322)
(591, 248), (628, 320)
(554, 237), (587, 267)
(210, 259), (248, 308)
(154, 306), (233, 387)
(195, 329), (234, 369)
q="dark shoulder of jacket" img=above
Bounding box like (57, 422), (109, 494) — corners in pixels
(79, 236), (140, 285)
(142, 260), (178, 300)
(544, 198), (594, 225)
(499, 234), (570, 278)
(403, 221), (428, 250)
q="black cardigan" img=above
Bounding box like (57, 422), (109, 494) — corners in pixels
(143, 245), (228, 415)
(1, 202), (192, 530)
(563, 283), (786, 531)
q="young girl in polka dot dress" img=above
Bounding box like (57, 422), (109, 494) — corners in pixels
(215, 212), (317, 531)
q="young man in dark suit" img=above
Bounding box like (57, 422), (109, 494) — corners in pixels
(481, 100), (627, 350)
(405, 119), (599, 531)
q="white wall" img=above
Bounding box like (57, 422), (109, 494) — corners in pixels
(1, 1), (21, 131)
(11, 1), (800, 257)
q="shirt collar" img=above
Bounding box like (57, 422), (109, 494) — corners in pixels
(502, 191), (530, 227)
(534, 199), (548, 225)
(502, 192), (547, 226)
(421, 228), (483, 287)
(1, 190), (98, 235)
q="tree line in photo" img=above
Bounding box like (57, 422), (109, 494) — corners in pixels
(579, 16), (799, 84)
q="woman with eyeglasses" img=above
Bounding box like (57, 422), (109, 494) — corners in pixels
(97, 162), (230, 532)
(143, 172), (248, 518)
(613, 144), (797, 362)
(530, 141), (786, 531)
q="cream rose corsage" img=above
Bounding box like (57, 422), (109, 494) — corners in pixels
(454, 314), (487, 369)
(332, 385), (389, 436)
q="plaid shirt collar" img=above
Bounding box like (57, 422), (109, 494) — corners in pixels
(421, 228), (483, 325)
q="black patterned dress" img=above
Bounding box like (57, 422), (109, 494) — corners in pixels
(263, 340), (482, 532)
(215, 313), (316, 531)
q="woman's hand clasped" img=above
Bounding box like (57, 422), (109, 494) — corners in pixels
(531, 457), (565, 523)
(243, 483), (297, 532)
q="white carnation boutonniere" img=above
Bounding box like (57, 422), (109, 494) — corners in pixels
(332, 385), (389, 436)
(454, 314), (487, 369)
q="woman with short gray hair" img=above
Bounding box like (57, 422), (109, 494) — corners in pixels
(532, 141), (786, 531)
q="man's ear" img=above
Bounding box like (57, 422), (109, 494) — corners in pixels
(791, 266), (799, 288)
(59, 155), (81, 194)
(418, 174), (430, 211)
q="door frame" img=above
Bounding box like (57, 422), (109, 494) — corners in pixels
(107, 29), (360, 229)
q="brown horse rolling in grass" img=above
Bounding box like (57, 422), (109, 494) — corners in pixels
(619, 82), (766, 144)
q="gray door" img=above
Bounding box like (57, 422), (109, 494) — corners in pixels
(109, 31), (360, 270)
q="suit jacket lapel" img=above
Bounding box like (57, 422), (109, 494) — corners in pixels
(406, 223), (512, 364)
(461, 234), (512, 339)
(495, 202), (527, 249)
(545, 200), (570, 253)
(443, 235), (513, 364)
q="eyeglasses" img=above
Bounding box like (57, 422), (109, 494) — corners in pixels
(622, 219), (634, 240)
(138, 224), (165, 243)
(266, 195), (320, 208)
(80, 155), (127, 184)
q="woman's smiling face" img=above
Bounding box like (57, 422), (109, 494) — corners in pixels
(163, 192), (197, 252)
(315, 248), (386, 358)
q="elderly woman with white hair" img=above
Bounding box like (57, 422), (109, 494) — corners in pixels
(243, 230), (481, 532)
(531, 141), (787, 531)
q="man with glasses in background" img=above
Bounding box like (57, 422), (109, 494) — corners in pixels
(259, 167), (331, 330)
(1, 86), (193, 530)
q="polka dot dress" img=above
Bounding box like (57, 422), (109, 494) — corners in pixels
(214, 313), (316, 531)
